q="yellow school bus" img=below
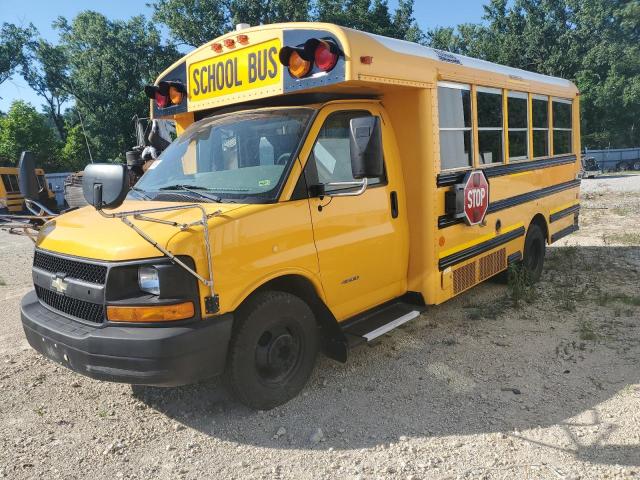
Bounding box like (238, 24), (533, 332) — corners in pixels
(0, 166), (55, 213)
(21, 23), (580, 409)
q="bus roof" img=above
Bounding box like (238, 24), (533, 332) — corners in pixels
(151, 22), (577, 118)
(362, 31), (576, 91)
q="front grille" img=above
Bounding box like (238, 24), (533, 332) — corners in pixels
(35, 285), (105, 324)
(34, 250), (107, 285)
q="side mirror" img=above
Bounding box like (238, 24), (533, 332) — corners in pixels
(349, 116), (384, 179)
(18, 151), (40, 201)
(82, 164), (129, 210)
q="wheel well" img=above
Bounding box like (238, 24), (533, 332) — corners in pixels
(530, 213), (549, 243)
(253, 275), (348, 362)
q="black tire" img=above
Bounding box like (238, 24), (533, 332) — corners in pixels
(633, 161), (640, 171)
(617, 162), (629, 172)
(225, 291), (318, 410)
(523, 222), (546, 283)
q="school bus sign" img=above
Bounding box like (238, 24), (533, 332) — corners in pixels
(188, 38), (281, 103)
(463, 170), (489, 226)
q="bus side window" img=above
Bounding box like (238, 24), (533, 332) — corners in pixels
(552, 99), (573, 155)
(532, 96), (549, 158)
(477, 87), (504, 165)
(508, 92), (529, 161)
(2, 174), (20, 193)
(1, 175), (11, 193)
(438, 83), (473, 170)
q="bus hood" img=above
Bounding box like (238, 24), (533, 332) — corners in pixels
(36, 201), (247, 261)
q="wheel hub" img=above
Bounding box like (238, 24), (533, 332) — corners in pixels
(267, 334), (295, 370)
(256, 327), (301, 382)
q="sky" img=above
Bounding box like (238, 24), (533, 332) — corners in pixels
(0, 0), (487, 112)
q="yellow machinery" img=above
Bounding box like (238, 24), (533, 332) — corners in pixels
(20, 23), (580, 409)
(0, 166), (55, 213)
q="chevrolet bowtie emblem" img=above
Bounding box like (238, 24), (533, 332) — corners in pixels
(51, 276), (68, 294)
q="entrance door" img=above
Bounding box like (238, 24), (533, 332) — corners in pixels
(302, 104), (408, 321)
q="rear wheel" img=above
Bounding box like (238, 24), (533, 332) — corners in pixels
(617, 162), (629, 172)
(633, 161), (640, 171)
(523, 222), (546, 283)
(225, 291), (318, 410)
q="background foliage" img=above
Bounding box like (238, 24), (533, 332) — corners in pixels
(0, 0), (638, 171)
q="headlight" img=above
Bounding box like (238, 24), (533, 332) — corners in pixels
(138, 266), (160, 295)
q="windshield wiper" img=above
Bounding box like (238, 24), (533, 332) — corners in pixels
(158, 184), (222, 203)
(130, 186), (152, 200)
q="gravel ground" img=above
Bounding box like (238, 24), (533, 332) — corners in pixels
(1, 177), (639, 480)
(580, 172), (640, 193)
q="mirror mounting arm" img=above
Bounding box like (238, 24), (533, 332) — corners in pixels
(93, 184), (103, 210)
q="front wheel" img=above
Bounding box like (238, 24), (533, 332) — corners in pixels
(523, 222), (546, 283)
(225, 291), (318, 410)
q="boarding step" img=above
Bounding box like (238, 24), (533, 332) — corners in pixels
(342, 300), (423, 347)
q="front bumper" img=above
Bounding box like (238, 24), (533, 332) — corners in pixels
(21, 291), (233, 387)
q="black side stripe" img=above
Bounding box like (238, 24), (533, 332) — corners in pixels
(551, 223), (579, 243)
(507, 251), (522, 264)
(550, 204), (580, 223)
(439, 226), (525, 271)
(437, 155), (577, 188)
(438, 179), (581, 229)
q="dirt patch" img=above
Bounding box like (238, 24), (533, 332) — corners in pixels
(1, 176), (639, 479)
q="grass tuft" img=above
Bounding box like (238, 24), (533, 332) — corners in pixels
(579, 320), (599, 341)
(507, 263), (536, 308)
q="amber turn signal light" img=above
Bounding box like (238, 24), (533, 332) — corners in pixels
(107, 302), (195, 323)
(144, 81), (186, 108)
(279, 46), (312, 78)
(168, 85), (183, 105)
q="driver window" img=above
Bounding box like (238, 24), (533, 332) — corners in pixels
(307, 110), (385, 192)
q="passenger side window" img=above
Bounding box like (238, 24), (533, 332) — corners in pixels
(477, 88), (504, 165)
(438, 84), (473, 170)
(508, 92), (529, 161)
(307, 110), (385, 192)
(552, 99), (573, 155)
(532, 96), (549, 158)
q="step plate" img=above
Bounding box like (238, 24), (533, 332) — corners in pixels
(362, 310), (420, 341)
(343, 301), (423, 345)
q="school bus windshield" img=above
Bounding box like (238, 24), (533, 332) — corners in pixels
(135, 108), (314, 202)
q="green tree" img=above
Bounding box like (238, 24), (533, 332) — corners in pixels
(20, 39), (70, 140)
(150, 0), (231, 47)
(151, 0), (424, 46)
(0, 100), (60, 169)
(151, 0), (310, 48)
(51, 12), (179, 161)
(392, 0), (424, 43)
(230, 0), (310, 27)
(60, 123), (92, 171)
(0, 23), (36, 87)
(314, 0), (394, 36)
